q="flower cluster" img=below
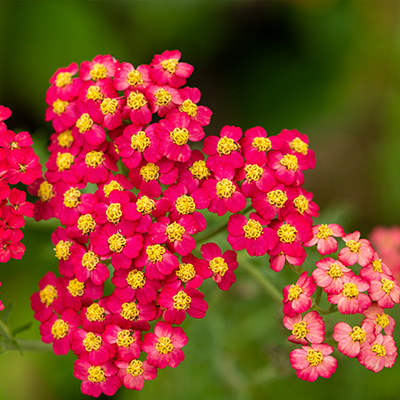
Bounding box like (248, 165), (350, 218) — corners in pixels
(0, 105), (41, 311)
(28, 50), (399, 396)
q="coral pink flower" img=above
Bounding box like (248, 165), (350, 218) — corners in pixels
(363, 303), (396, 335)
(268, 150), (305, 186)
(141, 321), (188, 369)
(333, 321), (376, 358)
(282, 272), (316, 317)
(358, 333), (397, 372)
(360, 253), (394, 282)
(116, 358), (157, 391)
(368, 275), (400, 309)
(227, 213), (278, 257)
(283, 311), (325, 345)
(338, 231), (374, 267)
(74, 359), (121, 397)
(103, 325), (141, 362)
(304, 223), (344, 255)
(312, 257), (352, 294)
(200, 243), (238, 291)
(290, 343), (337, 382)
(327, 274), (371, 314)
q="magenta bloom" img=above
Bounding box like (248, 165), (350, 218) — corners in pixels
(48, 62), (82, 100)
(304, 223), (344, 255)
(333, 321), (376, 358)
(283, 311), (325, 345)
(200, 243), (238, 291)
(141, 321), (188, 369)
(251, 185), (290, 221)
(6, 148), (42, 185)
(79, 54), (119, 81)
(312, 257), (352, 294)
(358, 333), (397, 372)
(327, 274), (371, 315)
(0, 129), (33, 154)
(363, 303), (396, 335)
(227, 213), (278, 257)
(290, 343), (337, 382)
(74, 359), (121, 398)
(368, 275), (400, 309)
(116, 358), (157, 391)
(282, 272), (316, 317)
(103, 325), (141, 362)
(239, 126), (276, 165)
(338, 231), (374, 267)
(114, 62), (151, 91)
(145, 84), (182, 117)
(268, 150), (305, 186)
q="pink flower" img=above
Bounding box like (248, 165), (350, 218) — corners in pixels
(114, 62), (151, 91)
(79, 55), (119, 81)
(304, 223), (344, 255)
(290, 343), (337, 382)
(283, 311), (325, 345)
(338, 231), (374, 267)
(48, 62), (82, 100)
(268, 150), (305, 187)
(360, 253), (394, 282)
(116, 358), (157, 391)
(312, 257), (351, 294)
(6, 148), (42, 185)
(282, 272), (316, 317)
(363, 303), (396, 335)
(239, 126), (276, 165)
(141, 321), (188, 369)
(103, 325), (141, 362)
(368, 275), (400, 309)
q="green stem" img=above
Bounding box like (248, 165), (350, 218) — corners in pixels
(0, 320), (13, 342)
(314, 286), (322, 306)
(0, 339), (52, 353)
(238, 255), (282, 304)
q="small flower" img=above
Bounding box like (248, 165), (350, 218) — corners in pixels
(304, 223), (344, 256)
(283, 311), (325, 345)
(338, 231), (374, 267)
(368, 275), (400, 309)
(116, 358), (157, 391)
(312, 257), (351, 294)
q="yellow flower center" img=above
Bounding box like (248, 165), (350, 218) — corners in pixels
(51, 319), (69, 339)
(127, 360), (144, 377)
(40, 284), (58, 306)
(267, 189), (288, 208)
(173, 291), (192, 310)
(280, 154), (298, 171)
(243, 219), (263, 239)
(216, 179), (235, 198)
(292, 321), (309, 339)
(293, 195), (309, 214)
(175, 195), (196, 214)
(306, 349), (323, 366)
(52, 99), (68, 115)
(130, 130), (150, 152)
(86, 85), (104, 101)
(289, 137), (308, 155)
(381, 278), (394, 294)
(67, 279), (85, 297)
(106, 203), (122, 224)
(76, 113), (93, 133)
(209, 257), (228, 277)
(166, 221), (185, 242)
(116, 330), (135, 347)
(85, 151), (105, 168)
(83, 332), (102, 352)
(136, 196), (156, 215)
(372, 344), (386, 357)
(217, 136), (238, 155)
(176, 263), (196, 282)
(56, 152), (74, 172)
(88, 366), (106, 382)
(189, 160), (210, 180)
(327, 264), (343, 279)
(155, 88), (172, 106)
(77, 214), (96, 234)
(156, 337), (173, 354)
(63, 188), (81, 208)
(55, 72), (72, 88)
(170, 127), (189, 146)
(10, 141), (19, 149)
(82, 251), (99, 271)
(127, 270), (146, 289)
(127, 91), (147, 110)
(288, 284), (303, 301)
(90, 64), (107, 81)
(140, 163), (160, 182)
(86, 303), (105, 322)
(38, 181), (54, 203)
(100, 98), (118, 115)
(54, 240), (73, 260)
(127, 69), (143, 86)
(179, 99), (197, 117)
(346, 240), (361, 253)
(376, 313), (389, 328)
(57, 130), (74, 148)
(373, 259), (383, 273)
(161, 58), (179, 74)
(252, 137), (271, 152)
(342, 282), (359, 298)
(350, 326), (366, 343)
(120, 302), (139, 321)
(316, 224), (333, 239)
(108, 233), (126, 253)
(103, 180), (122, 198)
(19, 164), (27, 173)
(277, 223), (297, 243)
(146, 244), (165, 263)
(244, 164), (263, 182)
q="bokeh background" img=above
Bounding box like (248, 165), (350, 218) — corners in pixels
(1, 0), (400, 399)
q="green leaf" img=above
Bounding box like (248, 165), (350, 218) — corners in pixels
(12, 322), (32, 337)
(1, 303), (13, 324)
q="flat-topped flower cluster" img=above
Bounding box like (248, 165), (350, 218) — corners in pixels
(0, 50), (393, 396)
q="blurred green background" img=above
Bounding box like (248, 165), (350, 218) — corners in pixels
(1, 0), (400, 399)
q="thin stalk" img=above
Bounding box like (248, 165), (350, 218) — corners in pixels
(0, 339), (52, 353)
